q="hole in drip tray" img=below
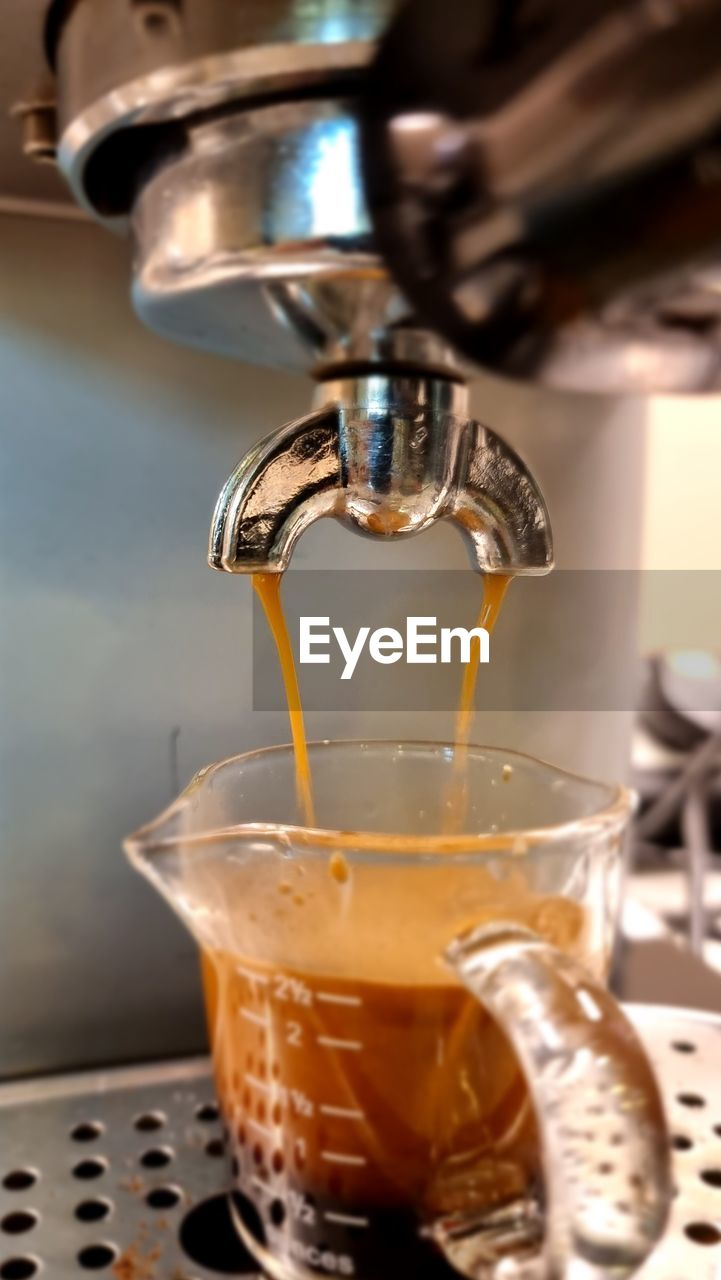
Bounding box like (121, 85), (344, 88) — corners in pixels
(685, 1222), (721, 1245)
(139, 1148), (172, 1170)
(206, 1139), (225, 1158)
(0, 1260), (38, 1279)
(72, 1159), (107, 1181)
(146, 1186), (181, 1210)
(78, 1243), (118, 1269)
(678, 1093), (706, 1109)
(0, 1215), (37, 1237)
(701, 1170), (721, 1188)
(195, 1103), (219, 1123)
(672, 1040), (697, 1054)
(133, 1112), (165, 1133)
(673, 1135), (693, 1151)
(71, 1123), (103, 1143)
(75, 1200), (112, 1224)
(179, 1193), (260, 1274)
(1, 1175), (36, 1194)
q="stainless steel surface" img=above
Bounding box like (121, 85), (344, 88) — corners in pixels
(0, 0), (385, 212)
(58, 54), (372, 227)
(130, 98), (470, 376)
(129, 100), (472, 373)
(0, 1057), (258, 1279)
(50, 0), (395, 218)
(42, 0), (411, 377)
(131, 102), (382, 372)
(51, 0), (394, 183)
(12, 0), (721, 391)
(0, 1007), (720, 1278)
(209, 373), (553, 575)
(632, 1003), (721, 1278)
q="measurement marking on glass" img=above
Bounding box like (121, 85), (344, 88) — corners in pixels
(240, 1007), (270, 1028)
(324, 1212), (370, 1228)
(321, 1151), (367, 1166)
(316, 992), (363, 1007)
(248, 1118), (273, 1140)
(245, 1073), (271, 1094)
(319, 1105), (364, 1120)
(237, 966), (269, 985)
(316, 1036), (363, 1052)
(274, 974), (313, 1006)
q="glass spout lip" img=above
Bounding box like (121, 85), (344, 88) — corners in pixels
(124, 738), (633, 864)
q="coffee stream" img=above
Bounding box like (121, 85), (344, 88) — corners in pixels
(453, 574), (511, 755)
(253, 573), (316, 826)
(252, 570), (512, 829)
(445, 574), (511, 832)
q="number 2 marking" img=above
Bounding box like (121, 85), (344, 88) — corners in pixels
(286, 1020), (303, 1047)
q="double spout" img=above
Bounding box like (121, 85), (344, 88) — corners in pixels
(209, 372), (553, 575)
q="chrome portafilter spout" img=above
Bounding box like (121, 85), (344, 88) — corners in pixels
(208, 362), (553, 576)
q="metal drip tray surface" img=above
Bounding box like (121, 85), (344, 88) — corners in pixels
(1, 1005), (720, 1278)
(0, 1057), (258, 1280)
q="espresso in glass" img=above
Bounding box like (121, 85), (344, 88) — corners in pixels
(204, 861), (590, 1280)
(127, 741), (654, 1280)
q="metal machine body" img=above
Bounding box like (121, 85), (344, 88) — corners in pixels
(45, 0), (395, 371)
(210, 372), (552, 576)
(30, 0), (721, 578)
(36, 0), (721, 395)
(38, 0), (552, 572)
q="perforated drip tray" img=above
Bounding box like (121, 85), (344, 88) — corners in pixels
(0, 1057), (259, 1280)
(1, 1005), (720, 1279)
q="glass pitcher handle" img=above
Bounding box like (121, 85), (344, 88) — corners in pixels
(441, 923), (672, 1280)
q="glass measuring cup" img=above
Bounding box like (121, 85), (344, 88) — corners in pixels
(125, 741), (671, 1280)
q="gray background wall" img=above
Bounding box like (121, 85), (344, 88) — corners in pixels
(0, 214), (647, 1079)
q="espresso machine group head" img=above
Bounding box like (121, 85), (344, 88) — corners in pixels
(208, 365), (552, 575)
(32, 0), (721, 573)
